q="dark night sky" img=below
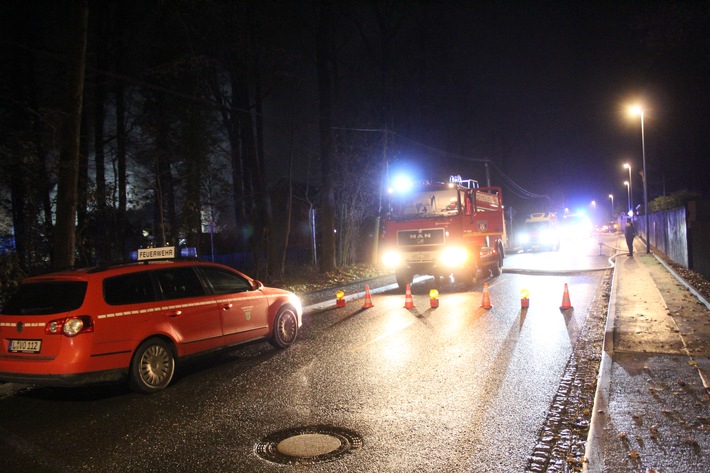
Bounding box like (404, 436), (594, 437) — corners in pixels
(304, 1), (710, 219)
(3, 1), (708, 224)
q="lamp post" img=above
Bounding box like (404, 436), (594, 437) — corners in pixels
(630, 106), (649, 254)
(624, 181), (630, 214)
(608, 194), (614, 221)
(623, 163), (633, 218)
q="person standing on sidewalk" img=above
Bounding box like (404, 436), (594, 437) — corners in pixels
(625, 220), (637, 256)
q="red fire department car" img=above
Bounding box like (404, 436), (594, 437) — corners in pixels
(0, 247), (302, 393)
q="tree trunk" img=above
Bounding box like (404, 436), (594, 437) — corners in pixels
(76, 105), (89, 265)
(253, 49), (276, 281)
(317, 0), (337, 273)
(115, 46), (127, 259)
(279, 121), (295, 278)
(93, 0), (108, 262)
(53, 0), (88, 270)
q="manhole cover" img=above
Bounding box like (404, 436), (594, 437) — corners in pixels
(255, 425), (363, 465)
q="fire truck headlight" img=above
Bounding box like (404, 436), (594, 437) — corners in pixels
(519, 233), (530, 244)
(439, 246), (468, 267)
(382, 250), (402, 267)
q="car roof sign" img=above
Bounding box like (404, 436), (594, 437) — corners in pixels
(137, 246), (176, 261)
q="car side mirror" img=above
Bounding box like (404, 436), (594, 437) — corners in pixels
(253, 280), (264, 291)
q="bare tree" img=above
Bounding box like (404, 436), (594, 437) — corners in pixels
(316, 0), (337, 273)
(53, 0), (88, 269)
(335, 159), (377, 266)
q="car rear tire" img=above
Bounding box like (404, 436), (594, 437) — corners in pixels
(269, 307), (299, 349)
(129, 338), (175, 394)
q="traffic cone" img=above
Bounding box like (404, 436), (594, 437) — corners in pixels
(336, 290), (346, 307)
(560, 283), (572, 310)
(404, 284), (415, 308)
(429, 289), (439, 308)
(480, 282), (492, 309)
(362, 285), (373, 309)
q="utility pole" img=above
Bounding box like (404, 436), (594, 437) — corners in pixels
(372, 128), (387, 265)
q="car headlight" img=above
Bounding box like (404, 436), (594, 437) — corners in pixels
(382, 250), (402, 267)
(439, 246), (468, 267)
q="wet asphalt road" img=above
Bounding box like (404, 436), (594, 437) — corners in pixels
(0, 236), (614, 472)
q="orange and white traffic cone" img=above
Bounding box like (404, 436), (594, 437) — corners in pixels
(404, 284), (415, 308)
(362, 285), (373, 309)
(336, 290), (346, 307)
(480, 282), (492, 309)
(560, 283), (573, 311)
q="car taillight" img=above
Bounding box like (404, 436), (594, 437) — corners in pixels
(45, 316), (94, 337)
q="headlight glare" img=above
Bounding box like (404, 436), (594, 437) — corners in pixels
(382, 250), (402, 267)
(439, 246), (468, 267)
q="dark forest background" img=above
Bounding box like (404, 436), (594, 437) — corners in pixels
(1, 0), (708, 285)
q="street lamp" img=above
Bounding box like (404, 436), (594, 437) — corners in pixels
(630, 105), (649, 254)
(623, 163), (633, 218)
(624, 181), (630, 214)
(608, 194), (614, 221)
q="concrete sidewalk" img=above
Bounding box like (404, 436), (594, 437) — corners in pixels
(585, 236), (710, 472)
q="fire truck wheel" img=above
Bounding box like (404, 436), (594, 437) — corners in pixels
(491, 254), (502, 276)
(454, 270), (475, 287)
(395, 271), (413, 291)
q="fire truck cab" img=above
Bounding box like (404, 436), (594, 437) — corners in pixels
(380, 175), (506, 289)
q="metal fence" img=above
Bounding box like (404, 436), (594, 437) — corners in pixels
(635, 201), (710, 280)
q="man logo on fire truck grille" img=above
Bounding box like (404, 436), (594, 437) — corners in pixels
(397, 228), (445, 247)
(406, 231), (430, 244)
(478, 221), (488, 232)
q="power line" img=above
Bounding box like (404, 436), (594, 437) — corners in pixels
(390, 131), (550, 201)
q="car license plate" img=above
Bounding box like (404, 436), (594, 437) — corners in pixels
(9, 339), (42, 354)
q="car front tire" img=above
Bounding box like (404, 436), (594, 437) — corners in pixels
(129, 338), (176, 394)
(269, 307), (299, 349)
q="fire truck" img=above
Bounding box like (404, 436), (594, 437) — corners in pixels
(380, 175), (506, 289)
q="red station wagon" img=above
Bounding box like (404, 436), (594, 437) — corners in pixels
(0, 249), (302, 393)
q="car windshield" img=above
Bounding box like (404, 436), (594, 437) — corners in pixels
(391, 189), (459, 219)
(1, 281), (88, 315)
(525, 221), (551, 232)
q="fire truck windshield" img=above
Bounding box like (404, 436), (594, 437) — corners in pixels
(390, 188), (459, 219)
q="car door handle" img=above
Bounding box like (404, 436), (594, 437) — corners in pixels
(222, 303), (233, 311)
(165, 310), (182, 317)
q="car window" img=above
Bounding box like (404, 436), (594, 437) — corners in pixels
(155, 267), (206, 300)
(1, 281), (88, 315)
(526, 221), (551, 231)
(199, 267), (253, 295)
(104, 272), (156, 305)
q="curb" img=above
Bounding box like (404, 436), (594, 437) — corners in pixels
(583, 251), (622, 472)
